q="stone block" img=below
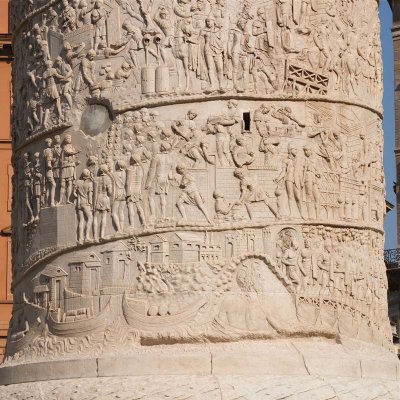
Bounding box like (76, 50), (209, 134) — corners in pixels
(0, 359), (97, 385)
(211, 342), (307, 375)
(361, 359), (398, 381)
(304, 355), (361, 378)
(294, 339), (361, 378)
(98, 352), (211, 376)
(31, 204), (77, 254)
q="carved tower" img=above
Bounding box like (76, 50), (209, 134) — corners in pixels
(1, 0), (399, 397)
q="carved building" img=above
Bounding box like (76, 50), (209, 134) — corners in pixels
(37, 264), (68, 310)
(69, 252), (101, 295)
(1, 0), (400, 397)
(0, 1), (13, 363)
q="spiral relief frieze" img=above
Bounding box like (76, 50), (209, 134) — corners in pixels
(3, 1), (396, 392)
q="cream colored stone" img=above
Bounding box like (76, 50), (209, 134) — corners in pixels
(0, 359), (97, 385)
(361, 359), (398, 381)
(211, 342), (308, 375)
(97, 352), (211, 376)
(3, 0), (398, 396)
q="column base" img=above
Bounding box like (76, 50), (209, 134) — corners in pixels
(0, 338), (399, 398)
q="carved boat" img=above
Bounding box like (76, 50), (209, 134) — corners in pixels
(357, 316), (374, 343)
(317, 300), (337, 328)
(47, 300), (111, 337)
(122, 294), (207, 331)
(337, 307), (358, 337)
(8, 323), (39, 354)
(296, 299), (318, 326)
(8, 303), (46, 352)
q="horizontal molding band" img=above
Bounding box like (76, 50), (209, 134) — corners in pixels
(0, 338), (398, 386)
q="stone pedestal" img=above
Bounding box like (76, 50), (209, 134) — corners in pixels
(3, 0), (398, 397)
(1, 340), (400, 398)
(31, 204), (77, 252)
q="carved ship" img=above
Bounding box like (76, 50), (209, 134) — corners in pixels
(8, 303), (46, 353)
(47, 300), (111, 337)
(8, 322), (40, 354)
(122, 294), (207, 331)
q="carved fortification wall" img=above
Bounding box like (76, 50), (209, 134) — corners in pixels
(1, 0), (400, 397)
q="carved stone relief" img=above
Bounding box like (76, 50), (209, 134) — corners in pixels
(9, 100), (390, 352)
(10, 0), (383, 146)
(4, 0), (397, 393)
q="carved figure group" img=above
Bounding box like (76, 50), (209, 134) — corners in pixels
(20, 98), (384, 246)
(13, 0), (383, 145)
(276, 226), (388, 325)
(22, 134), (79, 226)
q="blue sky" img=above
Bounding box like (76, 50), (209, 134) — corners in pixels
(381, 0), (397, 249)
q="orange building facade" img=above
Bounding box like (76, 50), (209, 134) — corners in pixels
(0, 0), (13, 362)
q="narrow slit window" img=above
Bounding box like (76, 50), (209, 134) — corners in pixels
(243, 112), (251, 131)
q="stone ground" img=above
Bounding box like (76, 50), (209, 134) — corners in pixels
(0, 375), (400, 399)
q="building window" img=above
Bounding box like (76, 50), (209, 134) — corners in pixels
(55, 280), (61, 309)
(118, 260), (125, 280)
(243, 112), (251, 130)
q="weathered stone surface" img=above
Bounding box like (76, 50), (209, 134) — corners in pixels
(0, 358), (97, 385)
(3, 0), (398, 396)
(80, 104), (112, 136)
(97, 351), (212, 376)
(1, 375), (400, 399)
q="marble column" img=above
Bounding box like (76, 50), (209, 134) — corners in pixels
(1, 0), (399, 397)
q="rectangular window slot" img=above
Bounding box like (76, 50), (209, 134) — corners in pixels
(243, 112), (251, 131)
